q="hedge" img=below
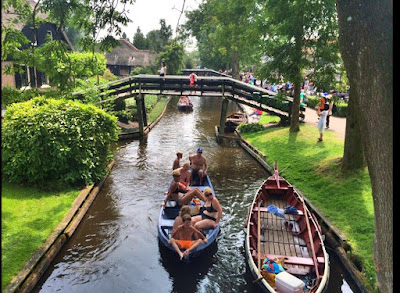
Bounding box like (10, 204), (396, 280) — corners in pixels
(2, 97), (119, 186)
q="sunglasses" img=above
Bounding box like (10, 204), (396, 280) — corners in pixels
(205, 193), (212, 197)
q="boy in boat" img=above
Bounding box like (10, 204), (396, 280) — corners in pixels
(178, 162), (192, 192)
(189, 148), (208, 185)
(168, 214), (207, 260)
(173, 151), (183, 170)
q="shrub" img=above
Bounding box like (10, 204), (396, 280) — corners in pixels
(2, 97), (119, 186)
(0, 86), (42, 107)
(237, 123), (264, 133)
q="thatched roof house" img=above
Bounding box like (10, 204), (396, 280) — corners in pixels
(104, 39), (157, 77)
(2, 0), (74, 89)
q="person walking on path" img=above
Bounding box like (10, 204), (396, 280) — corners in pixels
(315, 93), (330, 142)
(325, 95), (335, 129)
(158, 61), (167, 78)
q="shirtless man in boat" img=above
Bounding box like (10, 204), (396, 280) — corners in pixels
(168, 214), (207, 260)
(189, 148), (208, 185)
(178, 162), (192, 192)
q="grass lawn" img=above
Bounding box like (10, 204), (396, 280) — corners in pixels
(147, 96), (169, 123)
(1, 95), (169, 291)
(241, 124), (376, 291)
(1, 183), (80, 290)
(258, 113), (281, 125)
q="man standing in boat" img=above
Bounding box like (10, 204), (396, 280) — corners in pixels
(189, 148), (207, 185)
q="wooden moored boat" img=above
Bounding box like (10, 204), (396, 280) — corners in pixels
(177, 96), (193, 111)
(244, 161), (329, 292)
(158, 174), (219, 257)
(225, 111), (247, 132)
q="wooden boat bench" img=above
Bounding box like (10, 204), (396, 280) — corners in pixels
(252, 250), (324, 266)
(253, 206), (304, 216)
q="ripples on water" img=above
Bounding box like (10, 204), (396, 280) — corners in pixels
(33, 96), (357, 293)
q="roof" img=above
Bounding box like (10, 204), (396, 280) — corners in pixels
(104, 39), (157, 67)
(1, 0), (74, 50)
(2, 0), (48, 30)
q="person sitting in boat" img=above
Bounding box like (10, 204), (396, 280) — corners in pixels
(191, 187), (222, 230)
(172, 205), (199, 233)
(189, 148), (208, 185)
(173, 151), (183, 170)
(162, 169), (207, 207)
(168, 214), (207, 260)
(178, 96), (189, 106)
(178, 162), (192, 192)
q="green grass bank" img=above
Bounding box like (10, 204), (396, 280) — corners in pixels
(240, 124), (375, 291)
(1, 97), (168, 290)
(1, 183), (80, 290)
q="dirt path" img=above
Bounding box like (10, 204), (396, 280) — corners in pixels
(303, 107), (346, 140)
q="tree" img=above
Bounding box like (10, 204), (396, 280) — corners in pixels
(336, 1), (392, 292)
(183, 0), (259, 78)
(2, 0), (134, 91)
(156, 41), (185, 75)
(146, 19), (172, 53)
(122, 32), (129, 42)
(132, 27), (148, 49)
(255, 0), (338, 132)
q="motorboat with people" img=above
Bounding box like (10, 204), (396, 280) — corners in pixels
(177, 96), (193, 111)
(158, 174), (219, 258)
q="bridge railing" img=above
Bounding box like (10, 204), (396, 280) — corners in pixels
(72, 70), (302, 119)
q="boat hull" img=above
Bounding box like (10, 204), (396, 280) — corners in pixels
(244, 170), (329, 292)
(177, 103), (193, 111)
(158, 174), (219, 257)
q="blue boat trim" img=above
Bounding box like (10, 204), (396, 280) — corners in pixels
(157, 174), (220, 257)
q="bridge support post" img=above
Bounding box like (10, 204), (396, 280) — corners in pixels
(135, 94), (144, 135)
(219, 96), (229, 135)
(141, 94), (148, 127)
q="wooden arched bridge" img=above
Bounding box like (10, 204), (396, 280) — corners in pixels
(73, 69), (303, 136)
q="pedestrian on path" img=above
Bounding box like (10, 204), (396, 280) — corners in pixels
(316, 93), (330, 142)
(326, 95), (335, 129)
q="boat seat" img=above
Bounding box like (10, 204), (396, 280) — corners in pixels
(253, 206), (304, 216)
(252, 251), (324, 266)
(264, 186), (289, 190)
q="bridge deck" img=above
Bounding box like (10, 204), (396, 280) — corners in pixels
(73, 73), (298, 119)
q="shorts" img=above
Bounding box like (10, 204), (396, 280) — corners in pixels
(177, 239), (194, 250)
(190, 168), (203, 179)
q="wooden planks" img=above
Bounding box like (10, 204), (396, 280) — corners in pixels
(258, 194), (312, 275)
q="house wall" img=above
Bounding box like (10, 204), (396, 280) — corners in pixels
(1, 61), (16, 87)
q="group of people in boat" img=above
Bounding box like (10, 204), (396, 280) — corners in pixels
(178, 96), (192, 106)
(163, 148), (222, 259)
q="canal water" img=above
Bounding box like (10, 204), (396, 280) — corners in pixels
(34, 96), (359, 293)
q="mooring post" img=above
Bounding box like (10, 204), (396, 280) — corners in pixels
(219, 86), (229, 135)
(135, 93), (144, 135)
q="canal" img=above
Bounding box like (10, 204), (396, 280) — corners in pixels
(34, 95), (359, 292)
